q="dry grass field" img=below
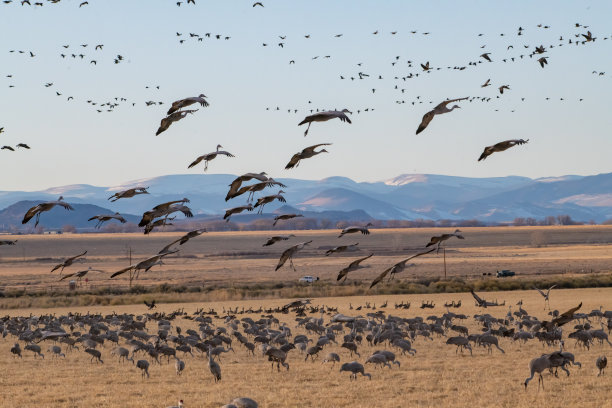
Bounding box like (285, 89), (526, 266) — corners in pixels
(0, 226), (611, 299)
(1, 288), (611, 408)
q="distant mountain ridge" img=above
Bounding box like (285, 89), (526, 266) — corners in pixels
(0, 172), (611, 229)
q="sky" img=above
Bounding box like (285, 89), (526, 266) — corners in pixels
(1, 0), (611, 191)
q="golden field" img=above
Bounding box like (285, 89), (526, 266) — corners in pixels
(1, 288), (611, 408)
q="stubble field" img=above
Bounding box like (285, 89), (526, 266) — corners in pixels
(0, 226), (611, 297)
(0, 288), (611, 408)
(0, 226), (611, 407)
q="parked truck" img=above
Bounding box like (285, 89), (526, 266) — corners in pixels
(496, 269), (515, 278)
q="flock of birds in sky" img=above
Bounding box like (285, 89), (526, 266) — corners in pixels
(0, 1), (608, 288)
(1, 3), (612, 406)
(0, 0), (607, 121)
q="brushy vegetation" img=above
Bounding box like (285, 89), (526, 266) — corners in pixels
(1, 273), (611, 309)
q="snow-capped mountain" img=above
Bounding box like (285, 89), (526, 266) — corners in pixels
(1, 172), (611, 229)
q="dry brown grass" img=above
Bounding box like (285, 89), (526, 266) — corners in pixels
(1, 288), (611, 407)
(0, 226), (611, 298)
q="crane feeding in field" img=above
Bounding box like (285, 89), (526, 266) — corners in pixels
(339, 361), (371, 380)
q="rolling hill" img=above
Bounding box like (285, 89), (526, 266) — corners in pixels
(0, 172), (611, 230)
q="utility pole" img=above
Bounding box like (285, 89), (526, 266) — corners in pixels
(126, 245), (133, 288)
(443, 247), (447, 279)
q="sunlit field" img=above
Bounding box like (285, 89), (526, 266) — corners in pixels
(1, 288), (610, 408)
(1, 226), (610, 296)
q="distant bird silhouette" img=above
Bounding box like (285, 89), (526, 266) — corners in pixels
(252, 2), (263, 6)
(370, 248), (435, 288)
(144, 300), (156, 309)
(188, 144), (234, 171)
(415, 97), (467, 134)
(158, 229), (206, 254)
(167, 94), (209, 115)
(254, 190), (286, 214)
(50, 251), (87, 275)
(111, 251), (178, 279)
(156, 109), (197, 136)
(227, 179), (286, 202)
(275, 241), (312, 271)
(273, 213), (303, 226)
(534, 284), (557, 309)
(225, 172), (271, 201)
(22, 196), (74, 227)
(263, 234), (295, 247)
(325, 243), (359, 256)
(139, 199), (191, 227)
(285, 143), (331, 169)
(59, 267), (105, 284)
(339, 223), (372, 238)
(298, 109), (351, 136)
(108, 187), (149, 202)
(224, 204), (254, 222)
(337, 254), (373, 282)
(478, 139), (528, 161)
(426, 229), (464, 252)
(88, 212), (127, 229)
(480, 53), (492, 62)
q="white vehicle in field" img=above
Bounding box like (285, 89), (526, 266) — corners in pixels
(299, 276), (319, 283)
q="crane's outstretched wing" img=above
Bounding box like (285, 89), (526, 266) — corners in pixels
(110, 265), (135, 279)
(416, 110), (434, 135)
(370, 266), (393, 289)
(285, 153), (302, 169)
(22, 204), (41, 224)
(59, 272), (77, 281)
(543, 302), (582, 330)
(470, 289), (484, 305)
(275, 247), (293, 271)
(533, 287), (546, 298)
(405, 247), (436, 261)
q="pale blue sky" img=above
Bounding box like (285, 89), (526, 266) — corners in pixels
(1, 0), (611, 191)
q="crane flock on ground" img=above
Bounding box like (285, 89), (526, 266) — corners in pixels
(3, 295), (612, 406)
(1, 1), (611, 404)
